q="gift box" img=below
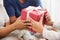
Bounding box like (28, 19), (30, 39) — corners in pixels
(21, 8), (47, 23)
(21, 7), (47, 33)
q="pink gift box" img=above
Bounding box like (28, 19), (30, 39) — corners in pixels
(21, 8), (47, 33)
(21, 9), (27, 20)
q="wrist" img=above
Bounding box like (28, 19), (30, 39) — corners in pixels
(39, 28), (43, 36)
(37, 25), (43, 36)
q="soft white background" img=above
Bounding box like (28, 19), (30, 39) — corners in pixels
(41, 0), (60, 22)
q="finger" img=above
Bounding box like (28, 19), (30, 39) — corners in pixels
(24, 18), (31, 23)
(18, 18), (30, 22)
(21, 26), (27, 29)
(45, 15), (49, 20)
(45, 13), (47, 16)
(39, 14), (44, 23)
(45, 14), (49, 19)
(45, 13), (50, 19)
(29, 17), (36, 23)
(44, 12), (48, 17)
(45, 15), (51, 21)
(24, 23), (32, 26)
(21, 20), (28, 23)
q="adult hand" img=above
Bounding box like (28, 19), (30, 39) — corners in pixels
(29, 15), (44, 35)
(14, 16), (32, 30)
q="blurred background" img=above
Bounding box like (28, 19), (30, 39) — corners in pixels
(41, 0), (60, 22)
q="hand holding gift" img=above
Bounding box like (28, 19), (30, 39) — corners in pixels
(20, 6), (47, 33)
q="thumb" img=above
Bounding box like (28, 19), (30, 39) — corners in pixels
(39, 14), (44, 23)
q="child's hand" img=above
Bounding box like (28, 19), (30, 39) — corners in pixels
(45, 13), (53, 26)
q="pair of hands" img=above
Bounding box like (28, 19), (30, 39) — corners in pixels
(14, 15), (44, 34)
(14, 13), (53, 34)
